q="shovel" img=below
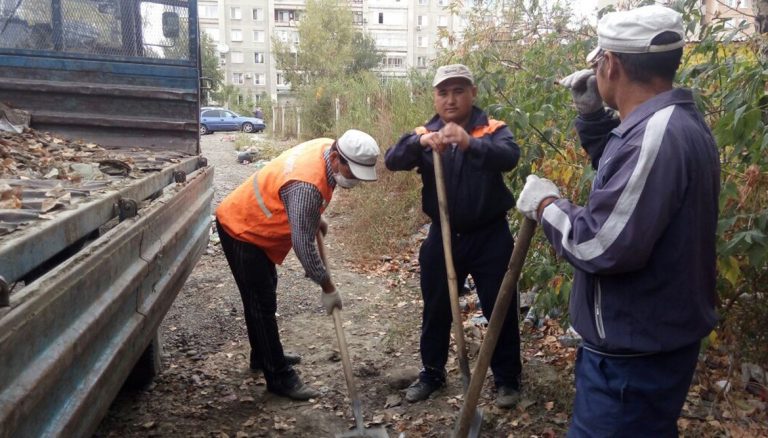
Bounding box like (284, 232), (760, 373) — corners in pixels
(453, 217), (538, 438)
(432, 150), (483, 432)
(316, 232), (389, 438)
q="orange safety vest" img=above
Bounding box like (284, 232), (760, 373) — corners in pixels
(216, 138), (334, 264)
(414, 118), (506, 138)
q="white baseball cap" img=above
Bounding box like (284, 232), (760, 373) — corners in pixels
(336, 129), (379, 181)
(432, 64), (474, 87)
(586, 5), (685, 64)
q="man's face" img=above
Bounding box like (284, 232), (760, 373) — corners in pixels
(433, 78), (476, 125)
(330, 150), (356, 179)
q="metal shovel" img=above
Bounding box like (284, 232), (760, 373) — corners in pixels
(454, 217), (538, 438)
(316, 232), (389, 438)
(432, 150), (483, 434)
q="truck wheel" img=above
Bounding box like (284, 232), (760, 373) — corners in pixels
(125, 333), (162, 389)
(199, 124), (209, 135)
(242, 122), (254, 133)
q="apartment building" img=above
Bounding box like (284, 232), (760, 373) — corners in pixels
(199, 0), (474, 105)
(703, 0), (754, 35)
(596, 0), (755, 34)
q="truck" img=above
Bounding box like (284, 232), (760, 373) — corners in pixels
(0, 1), (213, 436)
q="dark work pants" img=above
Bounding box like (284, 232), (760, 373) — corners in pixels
(215, 220), (298, 390)
(418, 217), (522, 389)
(568, 342), (700, 438)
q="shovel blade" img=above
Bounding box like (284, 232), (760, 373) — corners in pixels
(335, 427), (390, 438)
(466, 408), (484, 438)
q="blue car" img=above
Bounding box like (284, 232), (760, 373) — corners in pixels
(200, 108), (266, 135)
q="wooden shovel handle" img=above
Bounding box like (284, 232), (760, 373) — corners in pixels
(316, 232), (359, 403)
(454, 217), (538, 438)
(432, 151), (472, 389)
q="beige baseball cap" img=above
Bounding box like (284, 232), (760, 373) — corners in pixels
(432, 64), (474, 87)
(336, 129), (379, 181)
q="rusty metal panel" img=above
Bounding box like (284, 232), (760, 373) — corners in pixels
(0, 164), (213, 438)
(0, 155), (203, 284)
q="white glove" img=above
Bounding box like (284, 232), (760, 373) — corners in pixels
(517, 175), (561, 221)
(559, 69), (603, 115)
(321, 290), (342, 315)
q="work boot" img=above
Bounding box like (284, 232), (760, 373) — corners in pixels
(250, 352), (302, 372)
(268, 379), (320, 401)
(405, 379), (443, 403)
(495, 385), (521, 408)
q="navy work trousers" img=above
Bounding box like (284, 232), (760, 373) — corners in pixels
(418, 216), (522, 388)
(568, 341), (700, 438)
(215, 220), (298, 391)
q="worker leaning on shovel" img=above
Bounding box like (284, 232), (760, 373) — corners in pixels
(215, 130), (380, 400)
(385, 64), (523, 408)
(518, 5), (719, 436)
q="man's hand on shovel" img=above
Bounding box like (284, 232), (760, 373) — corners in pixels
(321, 290), (342, 315)
(439, 123), (471, 151)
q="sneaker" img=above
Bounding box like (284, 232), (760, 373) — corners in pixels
(250, 352), (302, 372)
(268, 380), (320, 401)
(405, 379), (443, 403)
(495, 385), (520, 408)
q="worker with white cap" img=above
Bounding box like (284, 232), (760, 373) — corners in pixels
(517, 5), (719, 436)
(216, 129), (380, 401)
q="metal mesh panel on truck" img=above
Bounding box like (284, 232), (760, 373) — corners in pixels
(0, 0), (191, 60)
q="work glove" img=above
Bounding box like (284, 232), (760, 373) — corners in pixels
(559, 69), (603, 115)
(321, 290), (342, 315)
(517, 175), (561, 221)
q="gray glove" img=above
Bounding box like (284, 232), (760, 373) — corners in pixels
(559, 69), (603, 115)
(321, 290), (342, 315)
(517, 175), (561, 221)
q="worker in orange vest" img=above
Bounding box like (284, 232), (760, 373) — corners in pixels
(215, 129), (380, 400)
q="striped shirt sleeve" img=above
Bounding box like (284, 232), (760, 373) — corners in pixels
(279, 181), (329, 285)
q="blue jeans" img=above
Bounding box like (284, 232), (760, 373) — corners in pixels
(568, 341), (700, 438)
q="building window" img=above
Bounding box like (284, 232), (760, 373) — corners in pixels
(230, 7), (241, 20)
(231, 30), (242, 42)
(200, 5), (218, 19)
(203, 28), (220, 42)
(417, 36), (428, 48)
(231, 51), (244, 63)
(254, 52), (265, 63)
(353, 11), (363, 25)
(232, 73), (244, 85)
(438, 0), (448, 5)
(417, 56), (427, 68)
(276, 72), (288, 86)
(417, 15), (428, 26)
(252, 8), (264, 21)
(275, 10), (299, 23)
(418, 0), (428, 5)
(438, 15), (448, 27)
(378, 12), (384, 24)
(253, 73), (265, 85)
(253, 30), (265, 43)
(383, 57), (404, 67)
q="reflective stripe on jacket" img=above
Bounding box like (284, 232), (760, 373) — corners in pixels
(413, 118), (506, 139)
(216, 138), (334, 264)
